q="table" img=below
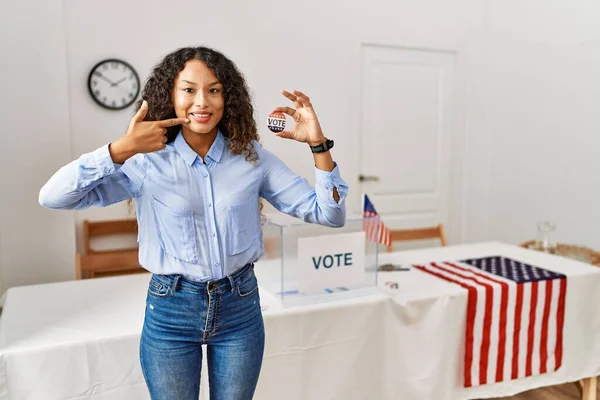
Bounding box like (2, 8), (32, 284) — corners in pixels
(0, 270), (390, 400)
(379, 241), (600, 400)
(0, 241), (598, 400)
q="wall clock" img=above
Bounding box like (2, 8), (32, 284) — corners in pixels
(87, 59), (140, 110)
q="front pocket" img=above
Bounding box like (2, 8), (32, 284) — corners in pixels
(236, 272), (259, 298)
(152, 197), (199, 263)
(148, 276), (171, 297)
(226, 196), (260, 256)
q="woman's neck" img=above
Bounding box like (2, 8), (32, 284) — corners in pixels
(181, 127), (218, 159)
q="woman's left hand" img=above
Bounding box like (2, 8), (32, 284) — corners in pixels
(271, 90), (328, 146)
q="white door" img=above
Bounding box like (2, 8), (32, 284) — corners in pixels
(359, 44), (459, 248)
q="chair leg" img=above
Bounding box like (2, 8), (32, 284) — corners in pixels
(438, 224), (448, 246)
(76, 254), (82, 280)
(580, 377), (597, 400)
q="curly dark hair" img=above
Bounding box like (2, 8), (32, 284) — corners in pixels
(135, 46), (259, 162)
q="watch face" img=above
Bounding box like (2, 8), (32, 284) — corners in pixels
(88, 59), (140, 110)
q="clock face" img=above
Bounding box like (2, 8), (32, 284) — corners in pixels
(87, 59), (140, 110)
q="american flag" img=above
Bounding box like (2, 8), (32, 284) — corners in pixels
(414, 256), (567, 387)
(362, 194), (391, 247)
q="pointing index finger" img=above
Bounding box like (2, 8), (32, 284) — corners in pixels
(157, 117), (189, 127)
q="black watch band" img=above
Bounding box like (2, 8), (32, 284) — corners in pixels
(309, 139), (334, 153)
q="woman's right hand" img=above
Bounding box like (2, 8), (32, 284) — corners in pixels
(109, 100), (189, 164)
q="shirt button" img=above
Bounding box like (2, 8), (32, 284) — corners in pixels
(207, 202), (212, 207)
(203, 173), (208, 178)
(215, 261), (220, 266)
(211, 232), (216, 237)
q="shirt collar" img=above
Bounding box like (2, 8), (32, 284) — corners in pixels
(174, 129), (225, 166)
(205, 129), (225, 164)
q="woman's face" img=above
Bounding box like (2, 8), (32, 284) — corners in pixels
(172, 59), (225, 138)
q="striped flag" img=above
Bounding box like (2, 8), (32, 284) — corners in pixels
(414, 256), (567, 387)
(362, 194), (391, 247)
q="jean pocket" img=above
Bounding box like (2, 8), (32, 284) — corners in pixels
(226, 196), (259, 256)
(152, 196), (199, 263)
(235, 271), (259, 298)
(148, 275), (171, 297)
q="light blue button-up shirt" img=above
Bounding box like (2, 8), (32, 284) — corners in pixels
(39, 130), (348, 280)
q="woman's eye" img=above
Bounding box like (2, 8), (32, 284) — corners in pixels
(210, 88), (221, 93)
(183, 88), (194, 93)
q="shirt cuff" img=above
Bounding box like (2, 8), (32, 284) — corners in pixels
(314, 162), (340, 184)
(93, 144), (122, 175)
(314, 162), (348, 204)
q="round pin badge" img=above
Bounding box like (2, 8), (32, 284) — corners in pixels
(267, 111), (286, 133)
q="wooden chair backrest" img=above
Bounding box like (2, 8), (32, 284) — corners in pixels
(387, 224), (448, 252)
(83, 218), (138, 254)
(77, 218), (145, 279)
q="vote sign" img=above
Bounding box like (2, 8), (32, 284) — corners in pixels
(297, 231), (365, 293)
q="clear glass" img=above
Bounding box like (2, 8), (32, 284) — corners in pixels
(534, 221), (557, 254)
(258, 212), (379, 307)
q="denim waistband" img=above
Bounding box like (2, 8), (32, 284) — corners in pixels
(156, 262), (254, 293)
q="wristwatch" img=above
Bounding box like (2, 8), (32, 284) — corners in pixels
(309, 139), (334, 153)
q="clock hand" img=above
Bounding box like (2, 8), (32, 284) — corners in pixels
(95, 72), (116, 86)
(111, 77), (126, 87)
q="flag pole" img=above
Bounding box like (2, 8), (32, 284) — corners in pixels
(361, 192), (365, 213)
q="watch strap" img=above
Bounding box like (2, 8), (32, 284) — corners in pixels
(309, 139), (334, 153)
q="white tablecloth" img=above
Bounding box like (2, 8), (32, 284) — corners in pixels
(380, 242), (600, 399)
(0, 241), (598, 400)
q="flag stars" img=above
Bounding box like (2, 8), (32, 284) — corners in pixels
(459, 256), (565, 283)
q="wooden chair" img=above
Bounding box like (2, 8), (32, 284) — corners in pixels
(263, 238), (278, 258)
(76, 218), (146, 279)
(386, 224), (448, 252)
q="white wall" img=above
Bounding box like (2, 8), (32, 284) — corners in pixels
(0, 0), (76, 292)
(1, 0), (599, 292)
(468, 0), (600, 248)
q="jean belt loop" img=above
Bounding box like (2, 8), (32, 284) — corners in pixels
(227, 273), (236, 293)
(172, 275), (181, 293)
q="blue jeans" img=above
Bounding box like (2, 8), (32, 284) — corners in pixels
(140, 263), (265, 400)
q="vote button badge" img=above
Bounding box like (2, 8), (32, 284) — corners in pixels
(268, 111), (286, 133)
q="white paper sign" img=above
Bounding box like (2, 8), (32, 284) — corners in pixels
(297, 231), (365, 293)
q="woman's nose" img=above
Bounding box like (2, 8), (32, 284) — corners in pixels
(194, 91), (208, 108)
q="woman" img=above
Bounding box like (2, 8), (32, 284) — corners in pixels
(39, 46), (348, 400)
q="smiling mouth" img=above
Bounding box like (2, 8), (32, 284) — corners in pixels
(189, 113), (212, 122)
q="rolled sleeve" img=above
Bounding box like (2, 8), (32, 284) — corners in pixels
(314, 162), (349, 206)
(258, 141), (348, 227)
